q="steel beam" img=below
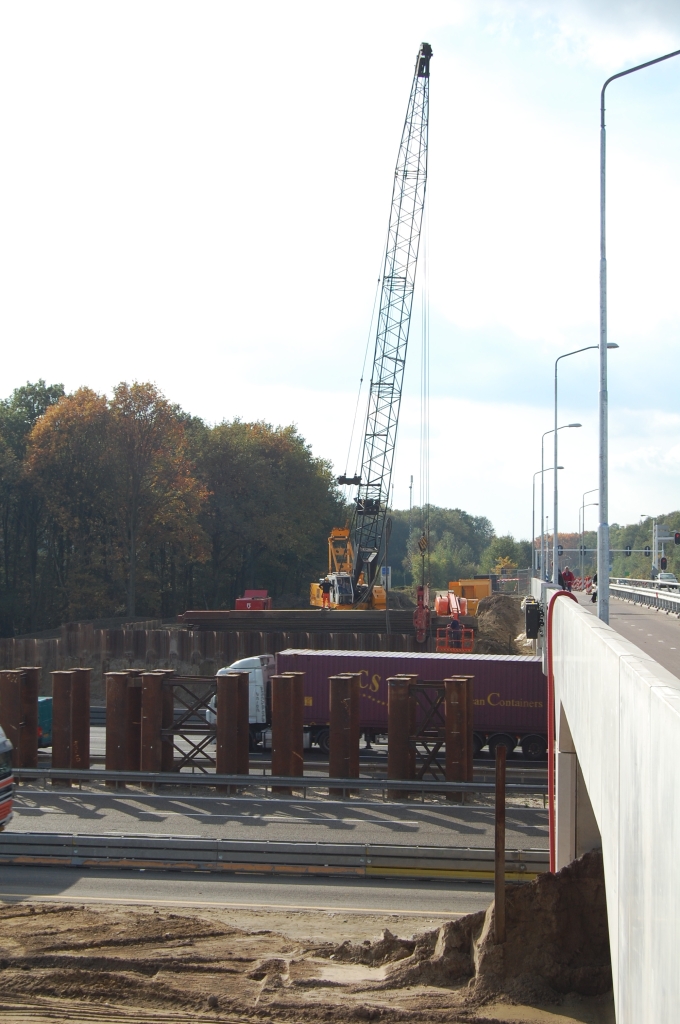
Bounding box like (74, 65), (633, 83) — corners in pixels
(105, 672), (129, 775)
(70, 668), (91, 771)
(140, 672), (164, 776)
(216, 671), (249, 778)
(0, 670), (22, 763)
(271, 674), (294, 795)
(17, 666), (40, 769)
(51, 670), (73, 786)
(329, 673), (360, 796)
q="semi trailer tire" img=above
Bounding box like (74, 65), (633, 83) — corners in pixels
(315, 728), (330, 755)
(521, 734), (547, 761)
(488, 733), (516, 758)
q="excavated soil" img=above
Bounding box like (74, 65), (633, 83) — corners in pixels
(0, 852), (613, 1024)
(474, 596), (527, 656)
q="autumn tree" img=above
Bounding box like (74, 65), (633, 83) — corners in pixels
(27, 389), (115, 620)
(109, 382), (208, 616)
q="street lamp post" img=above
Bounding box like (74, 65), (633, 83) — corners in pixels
(553, 347), (617, 585)
(542, 423), (581, 582)
(580, 488), (599, 582)
(598, 46), (680, 622)
(533, 466), (563, 577)
(579, 500), (598, 583)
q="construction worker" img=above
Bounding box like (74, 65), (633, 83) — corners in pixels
(447, 615), (463, 649)
(320, 577), (332, 609)
(563, 566), (575, 592)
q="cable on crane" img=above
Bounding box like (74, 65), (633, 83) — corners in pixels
(419, 201), (431, 588)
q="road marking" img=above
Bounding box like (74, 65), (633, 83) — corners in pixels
(0, 892), (468, 916)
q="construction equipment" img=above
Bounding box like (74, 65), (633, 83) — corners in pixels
(311, 42), (432, 611)
(445, 578), (493, 616)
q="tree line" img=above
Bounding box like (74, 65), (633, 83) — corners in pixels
(0, 379), (538, 637)
(0, 380), (343, 634)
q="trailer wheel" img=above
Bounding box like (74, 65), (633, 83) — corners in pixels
(315, 728), (330, 755)
(488, 733), (516, 758)
(473, 733), (483, 758)
(520, 734), (547, 761)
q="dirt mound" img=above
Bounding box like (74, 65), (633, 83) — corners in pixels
(323, 928), (418, 966)
(474, 594), (525, 656)
(386, 848), (611, 1004)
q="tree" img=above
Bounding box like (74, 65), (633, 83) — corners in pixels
(0, 381), (65, 631)
(193, 420), (344, 608)
(26, 389), (115, 620)
(109, 382), (208, 616)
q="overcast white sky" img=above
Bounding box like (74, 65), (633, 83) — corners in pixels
(1, 1), (679, 540)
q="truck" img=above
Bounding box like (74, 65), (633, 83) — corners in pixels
(207, 649), (547, 760)
(0, 724), (14, 831)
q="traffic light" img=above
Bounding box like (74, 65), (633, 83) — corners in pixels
(644, 546), (651, 556)
(675, 532), (680, 545)
(661, 557), (668, 571)
(557, 544), (564, 557)
(625, 545), (631, 556)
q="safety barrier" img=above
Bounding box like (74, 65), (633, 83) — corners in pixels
(11, 766), (546, 798)
(0, 830), (548, 881)
(610, 580), (680, 616)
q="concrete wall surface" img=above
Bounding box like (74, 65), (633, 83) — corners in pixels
(552, 595), (680, 1024)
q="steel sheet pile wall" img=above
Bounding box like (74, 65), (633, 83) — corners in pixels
(0, 627), (431, 698)
(276, 649), (545, 734)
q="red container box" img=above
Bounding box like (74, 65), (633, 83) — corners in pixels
(276, 649), (546, 736)
(235, 590), (272, 610)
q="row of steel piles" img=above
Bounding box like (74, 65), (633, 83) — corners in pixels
(386, 675), (474, 798)
(0, 668), (41, 769)
(0, 667), (92, 781)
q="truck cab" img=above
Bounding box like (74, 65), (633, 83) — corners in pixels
(206, 655), (275, 742)
(0, 725), (14, 831)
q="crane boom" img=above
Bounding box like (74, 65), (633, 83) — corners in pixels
(351, 42), (431, 589)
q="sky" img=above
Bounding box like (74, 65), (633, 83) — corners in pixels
(1, 1), (679, 541)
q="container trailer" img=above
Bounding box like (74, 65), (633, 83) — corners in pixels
(208, 649), (547, 760)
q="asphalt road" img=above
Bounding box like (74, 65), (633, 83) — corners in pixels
(0, 864), (493, 918)
(9, 790), (548, 850)
(577, 591), (680, 678)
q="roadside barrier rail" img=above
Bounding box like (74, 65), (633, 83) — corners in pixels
(0, 830), (548, 881)
(12, 766), (547, 797)
(610, 580), (680, 616)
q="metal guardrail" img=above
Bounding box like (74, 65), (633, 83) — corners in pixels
(0, 830), (548, 880)
(610, 581), (680, 616)
(13, 767), (546, 796)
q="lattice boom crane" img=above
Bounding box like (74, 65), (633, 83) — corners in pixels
(312, 42), (431, 611)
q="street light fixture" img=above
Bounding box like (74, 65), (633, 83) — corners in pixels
(598, 46), (680, 622)
(533, 466), (563, 577)
(553, 346), (617, 584)
(543, 423), (582, 582)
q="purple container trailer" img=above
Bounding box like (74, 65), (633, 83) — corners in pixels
(276, 649), (547, 758)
